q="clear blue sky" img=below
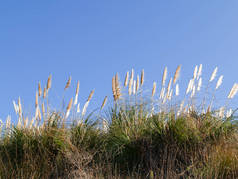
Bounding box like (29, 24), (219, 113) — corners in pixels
(1, 1), (238, 121)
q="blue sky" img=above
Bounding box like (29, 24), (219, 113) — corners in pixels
(1, 1), (238, 121)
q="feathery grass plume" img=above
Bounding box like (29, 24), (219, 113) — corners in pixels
(162, 66), (167, 86)
(140, 69), (144, 86)
(115, 73), (121, 99)
(82, 101), (90, 117)
(38, 82), (42, 97)
(186, 79), (194, 94)
(173, 65), (181, 84)
(197, 77), (202, 91)
(64, 76), (71, 90)
(43, 87), (47, 99)
(128, 77), (133, 96)
(18, 97), (22, 116)
(74, 81), (80, 105)
(167, 77), (172, 94)
(136, 75), (140, 92)
(218, 107), (225, 118)
(152, 82), (156, 97)
(159, 87), (165, 99)
(124, 71), (129, 87)
(112, 76), (117, 100)
(77, 103), (80, 113)
(131, 68), (134, 82)
(87, 90), (95, 102)
(35, 91), (38, 108)
(226, 109), (232, 117)
(197, 64), (203, 79)
(24, 117), (28, 128)
(65, 97), (73, 119)
(228, 83), (238, 99)
(101, 96), (108, 110)
(13, 100), (19, 115)
(193, 65), (198, 79)
(133, 80), (136, 95)
(216, 75), (223, 90)
(209, 67), (218, 82)
(6, 115), (11, 130)
(175, 84), (179, 96)
(42, 102), (45, 116)
(191, 85), (196, 98)
(46, 74), (52, 91)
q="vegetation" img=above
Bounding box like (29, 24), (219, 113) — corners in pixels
(0, 65), (237, 178)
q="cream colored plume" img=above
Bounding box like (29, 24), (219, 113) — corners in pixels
(197, 64), (203, 80)
(209, 67), (218, 82)
(173, 65), (181, 84)
(215, 75), (223, 90)
(65, 98), (73, 119)
(64, 76), (72, 90)
(162, 67), (167, 86)
(124, 71), (129, 87)
(152, 82), (156, 97)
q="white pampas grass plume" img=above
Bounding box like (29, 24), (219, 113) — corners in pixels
(133, 80), (136, 95)
(193, 65), (198, 79)
(218, 107), (225, 118)
(13, 100), (19, 115)
(6, 115), (11, 129)
(152, 82), (156, 97)
(186, 79), (194, 94)
(228, 83), (238, 99)
(175, 84), (179, 96)
(197, 78), (202, 91)
(159, 87), (165, 99)
(82, 101), (90, 117)
(74, 81), (80, 105)
(128, 77), (133, 96)
(130, 68), (134, 82)
(18, 97), (22, 117)
(226, 109), (232, 118)
(197, 64), (203, 80)
(77, 103), (80, 113)
(216, 75), (223, 90)
(173, 65), (181, 84)
(162, 67), (167, 86)
(65, 98), (73, 119)
(124, 71), (129, 87)
(209, 67), (218, 82)
(191, 85), (196, 98)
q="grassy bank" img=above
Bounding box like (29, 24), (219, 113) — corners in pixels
(0, 65), (237, 178)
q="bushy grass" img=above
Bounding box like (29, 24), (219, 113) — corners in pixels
(0, 65), (238, 178)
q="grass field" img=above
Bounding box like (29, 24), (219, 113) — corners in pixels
(0, 65), (237, 178)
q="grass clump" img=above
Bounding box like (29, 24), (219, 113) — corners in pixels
(0, 65), (237, 178)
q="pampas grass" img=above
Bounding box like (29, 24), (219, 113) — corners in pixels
(0, 64), (238, 178)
